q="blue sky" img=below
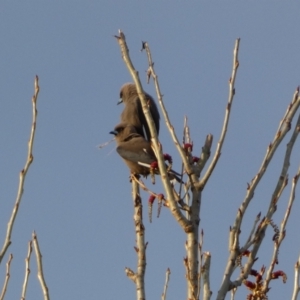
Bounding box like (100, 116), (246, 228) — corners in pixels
(0, 2), (300, 299)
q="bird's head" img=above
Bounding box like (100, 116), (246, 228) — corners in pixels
(109, 123), (137, 142)
(118, 83), (138, 105)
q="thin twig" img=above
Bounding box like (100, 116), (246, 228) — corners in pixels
(199, 38), (240, 190)
(0, 76), (39, 264)
(161, 268), (171, 300)
(0, 254), (13, 300)
(125, 267), (137, 283)
(263, 165), (300, 292)
(21, 240), (33, 300)
(142, 42), (198, 186)
(196, 134), (213, 177)
(218, 89), (300, 299)
(32, 232), (49, 300)
(241, 212), (261, 251)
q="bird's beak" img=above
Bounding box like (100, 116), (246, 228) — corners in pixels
(109, 130), (118, 136)
(117, 99), (123, 105)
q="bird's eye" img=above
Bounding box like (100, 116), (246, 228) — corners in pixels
(120, 91), (123, 98)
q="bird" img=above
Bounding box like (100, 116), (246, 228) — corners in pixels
(110, 123), (181, 182)
(118, 83), (160, 141)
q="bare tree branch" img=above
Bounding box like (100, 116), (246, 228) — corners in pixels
(0, 254), (13, 300)
(292, 254), (300, 300)
(32, 232), (49, 300)
(115, 30), (191, 232)
(199, 38), (240, 190)
(0, 76), (40, 264)
(161, 268), (171, 300)
(21, 240), (33, 300)
(142, 43), (198, 185)
(218, 88), (300, 299)
(124, 178), (147, 299)
(202, 252), (212, 300)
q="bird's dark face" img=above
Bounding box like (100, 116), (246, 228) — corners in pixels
(117, 90), (124, 105)
(109, 123), (137, 142)
(109, 125), (124, 137)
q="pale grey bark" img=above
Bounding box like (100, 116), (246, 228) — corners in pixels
(116, 30), (300, 300)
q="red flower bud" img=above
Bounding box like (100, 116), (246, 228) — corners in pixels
(163, 153), (173, 163)
(148, 195), (156, 204)
(183, 143), (193, 152)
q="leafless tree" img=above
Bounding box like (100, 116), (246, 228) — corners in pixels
(0, 77), (49, 300)
(115, 30), (300, 300)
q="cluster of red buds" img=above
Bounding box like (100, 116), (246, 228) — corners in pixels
(183, 142), (193, 153)
(243, 265), (287, 299)
(192, 156), (199, 163)
(163, 153), (173, 164)
(183, 143), (200, 165)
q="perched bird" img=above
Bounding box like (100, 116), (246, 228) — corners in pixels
(110, 123), (181, 181)
(118, 83), (160, 141)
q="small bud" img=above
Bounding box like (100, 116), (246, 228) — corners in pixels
(272, 270), (287, 283)
(163, 153), (173, 164)
(192, 156), (199, 163)
(150, 161), (159, 169)
(148, 195), (156, 204)
(242, 250), (251, 257)
(243, 280), (256, 290)
(183, 143), (193, 152)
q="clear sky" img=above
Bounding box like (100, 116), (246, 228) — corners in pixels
(0, 2), (300, 299)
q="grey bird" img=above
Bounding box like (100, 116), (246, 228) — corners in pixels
(118, 83), (160, 141)
(110, 123), (181, 181)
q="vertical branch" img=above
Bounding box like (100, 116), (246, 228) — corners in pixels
(202, 252), (212, 300)
(0, 254), (13, 300)
(292, 255), (300, 300)
(21, 240), (33, 300)
(161, 268), (171, 300)
(133, 180), (146, 300)
(0, 76), (40, 264)
(197, 230), (204, 298)
(199, 38), (240, 190)
(32, 232), (49, 300)
(128, 178), (146, 300)
(186, 189), (202, 299)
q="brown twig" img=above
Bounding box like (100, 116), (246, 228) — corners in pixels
(0, 76), (39, 264)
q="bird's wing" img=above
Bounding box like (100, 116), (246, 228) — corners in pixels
(116, 146), (154, 164)
(116, 138), (155, 164)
